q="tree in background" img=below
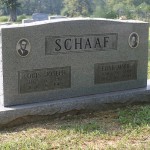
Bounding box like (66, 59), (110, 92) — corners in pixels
(92, 0), (117, 19)
(93, 0), (106, 18)
(0, 0), (20, 22)
(61, 0), (93, 17)
(106, 0), (150, 20)
(136, 2), (150, 20)
(0, 0), (150, 22)
(18, 0), (63, 16)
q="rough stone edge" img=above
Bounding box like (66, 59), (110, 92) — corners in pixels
(0, 29), (4, 106)
(0, 80), (150, 128)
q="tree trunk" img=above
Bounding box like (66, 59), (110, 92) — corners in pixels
(8, 7), (17, 22)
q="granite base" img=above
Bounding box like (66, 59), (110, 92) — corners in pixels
(1, 80), (150, 128)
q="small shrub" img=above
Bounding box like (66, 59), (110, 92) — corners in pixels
(17, 14), (27, 22)
(0, 16), (8, 22)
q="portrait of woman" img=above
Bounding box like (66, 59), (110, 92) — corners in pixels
(129, 32), (139, 48)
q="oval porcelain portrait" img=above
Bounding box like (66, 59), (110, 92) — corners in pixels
(128, 32), (139, 48)
(16, 38), (31, 57)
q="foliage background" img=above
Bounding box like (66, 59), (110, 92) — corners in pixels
(0, 0), (150, 21)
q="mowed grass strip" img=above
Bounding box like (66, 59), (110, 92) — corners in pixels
(0, 105), (150, 149)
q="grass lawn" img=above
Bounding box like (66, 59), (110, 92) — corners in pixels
(0, 105), (150, 149)
(0, 15), (31, 23)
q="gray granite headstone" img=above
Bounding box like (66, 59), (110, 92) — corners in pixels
(32, 13), (48, 21)
(0, 18), (149, 107)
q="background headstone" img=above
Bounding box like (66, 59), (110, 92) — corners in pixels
(32, 13), (49, 21)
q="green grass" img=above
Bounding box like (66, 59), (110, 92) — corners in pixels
(0, 15), (31, 23)
(17, 14), (28, 22)
(0, 16), (9, 22)
(0, 105), (150, 149)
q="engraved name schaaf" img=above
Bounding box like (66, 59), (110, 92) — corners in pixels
(45, 33), (118, 55)
(95, 61), (137, 84)
(19, 66), (71, 93)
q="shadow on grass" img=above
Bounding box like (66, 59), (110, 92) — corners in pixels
(58, 105), (150, 135)
(1, 105), (150, 135)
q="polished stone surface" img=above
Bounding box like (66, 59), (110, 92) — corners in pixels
(0, 18), (149, 106)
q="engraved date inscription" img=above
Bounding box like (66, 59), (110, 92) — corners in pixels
(95, 61), (137, 84)
(19, 66), (71, 93)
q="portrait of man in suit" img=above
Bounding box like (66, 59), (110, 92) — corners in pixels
(17, 39), (30, 57)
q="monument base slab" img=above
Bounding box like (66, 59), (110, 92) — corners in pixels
(1, 80), (150, 128)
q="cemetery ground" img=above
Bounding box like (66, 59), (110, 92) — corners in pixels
(0, 105), (150, 149)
